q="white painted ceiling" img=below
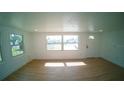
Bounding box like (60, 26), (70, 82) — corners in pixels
(0, 12), (124, 32)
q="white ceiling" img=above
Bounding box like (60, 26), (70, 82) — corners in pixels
(0, 12), (124, 32)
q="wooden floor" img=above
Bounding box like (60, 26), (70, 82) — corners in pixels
(4, 58), (124, 81)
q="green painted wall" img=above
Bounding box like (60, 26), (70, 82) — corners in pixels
(101, 30), (124, 67)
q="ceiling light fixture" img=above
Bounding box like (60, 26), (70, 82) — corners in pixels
(88, 35), (95, 40)
(34, 29), (38, 32)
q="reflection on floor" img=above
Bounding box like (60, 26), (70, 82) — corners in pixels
(4, 58), (124, 81)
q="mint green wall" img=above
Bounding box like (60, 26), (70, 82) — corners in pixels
(0, 26), (32, 80)
(100, 30), (124, 67)
(0, 13), (33, 80)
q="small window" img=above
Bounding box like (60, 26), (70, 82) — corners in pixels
(10, 33), (24, 56)
(63, 35), (79, 50)
(47, 35), (62, 50)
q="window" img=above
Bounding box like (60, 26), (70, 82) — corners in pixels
(47, 35), (62, 50)
(63, 35), (78, 50)
(10, 33), (24, 56)
(46, 35), (79, 50)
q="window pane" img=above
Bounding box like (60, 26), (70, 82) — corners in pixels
(47, 35), (62, 50)
(63, 35), (78, 50)
(10, 34), (24, 56)
(47, 44), (61, 50)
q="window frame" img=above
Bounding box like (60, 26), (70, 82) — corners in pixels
(46, 34), (79, 51)
(10, 33), (24, 57)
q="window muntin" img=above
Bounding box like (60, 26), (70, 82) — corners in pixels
(47, 35), (79, 50)
(10, 34), (24, 56)
(63, 35), (78, 50)
(47, 35), (62, 50)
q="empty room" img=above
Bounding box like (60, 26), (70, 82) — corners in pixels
(0, 12), (124, 81)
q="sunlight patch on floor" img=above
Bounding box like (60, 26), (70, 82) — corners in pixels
(45, 62), (86, 67)
(45, 63), (64, 67)
(66, 62), (86, 66)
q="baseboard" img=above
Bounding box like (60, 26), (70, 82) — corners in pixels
(32, 57), (101, 62)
